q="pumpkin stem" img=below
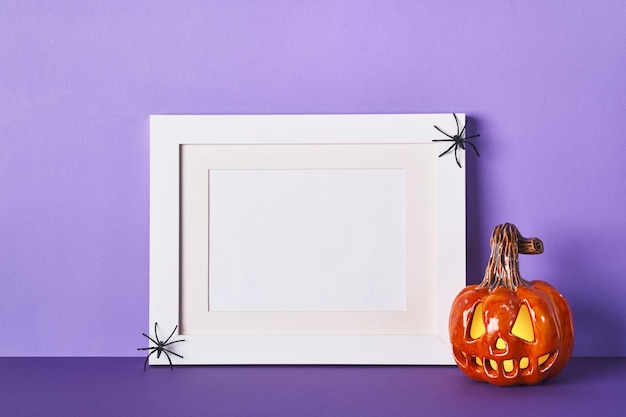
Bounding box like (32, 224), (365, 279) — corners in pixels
(478, 223), (543, 291)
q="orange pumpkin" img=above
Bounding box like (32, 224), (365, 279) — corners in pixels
(449, 223), (574, 386)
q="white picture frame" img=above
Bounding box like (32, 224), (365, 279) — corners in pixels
(149, 114), (466, 365)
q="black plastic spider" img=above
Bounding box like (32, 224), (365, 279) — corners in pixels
(432, 113), (480, 168)
(137, 322), (185, 370)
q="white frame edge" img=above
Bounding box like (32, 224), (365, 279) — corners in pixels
(149, 114), (466, 365)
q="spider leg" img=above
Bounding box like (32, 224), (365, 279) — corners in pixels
(438, 142), (457, 157)
(154, 322), (161, 344)
(162, 349), (175, 370)
(453, 113), (461, 136)
(143, 348), (158, 371)
(465, 133), (480, 140)
(466, 141), (480, 157)
(163, 348), (183, 359)
(141, 333), (159, 346)
(432, 139), (454, 143)
(163, 324), (179, 345)
(163, 339), (185, 347)
(434, 125), (454, 139)
(454, 145), (462, 168)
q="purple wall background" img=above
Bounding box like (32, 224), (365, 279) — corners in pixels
(1, 1), (625, 357)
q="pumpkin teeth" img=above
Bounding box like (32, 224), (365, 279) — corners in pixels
(484, 358), (497, 377)
(519, 357), (530, 369)
(453, 348), (468, 366)
(457, 351), (558, 377)
(502, 359), (514, 373)
(538, 351), (558, 372)
(459, 355), (484, 371)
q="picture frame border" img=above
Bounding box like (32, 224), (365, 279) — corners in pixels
(149, 113), (466, 365)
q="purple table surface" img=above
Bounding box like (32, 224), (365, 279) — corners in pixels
(0, 357), (624, 417)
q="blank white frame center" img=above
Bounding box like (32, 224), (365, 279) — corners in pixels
(208, 168), (407, 312)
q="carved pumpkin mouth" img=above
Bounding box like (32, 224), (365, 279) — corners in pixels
(453, 349), (559, 378)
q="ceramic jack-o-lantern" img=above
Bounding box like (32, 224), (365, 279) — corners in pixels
(449, 223), (574, 386)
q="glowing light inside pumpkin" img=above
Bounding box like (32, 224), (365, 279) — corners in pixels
(470, 303), (537, 344)
(465, 301), (552, 373)
(495, 337), (507, 350)
(511, 304), (535, 342)
(469, 302), (486, 339)
(503, 359), (514, 372)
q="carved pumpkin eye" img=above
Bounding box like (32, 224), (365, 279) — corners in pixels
(511, 304), (534, 342)
(469, 302), (486, 339)
(510, 305), (551, 366)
